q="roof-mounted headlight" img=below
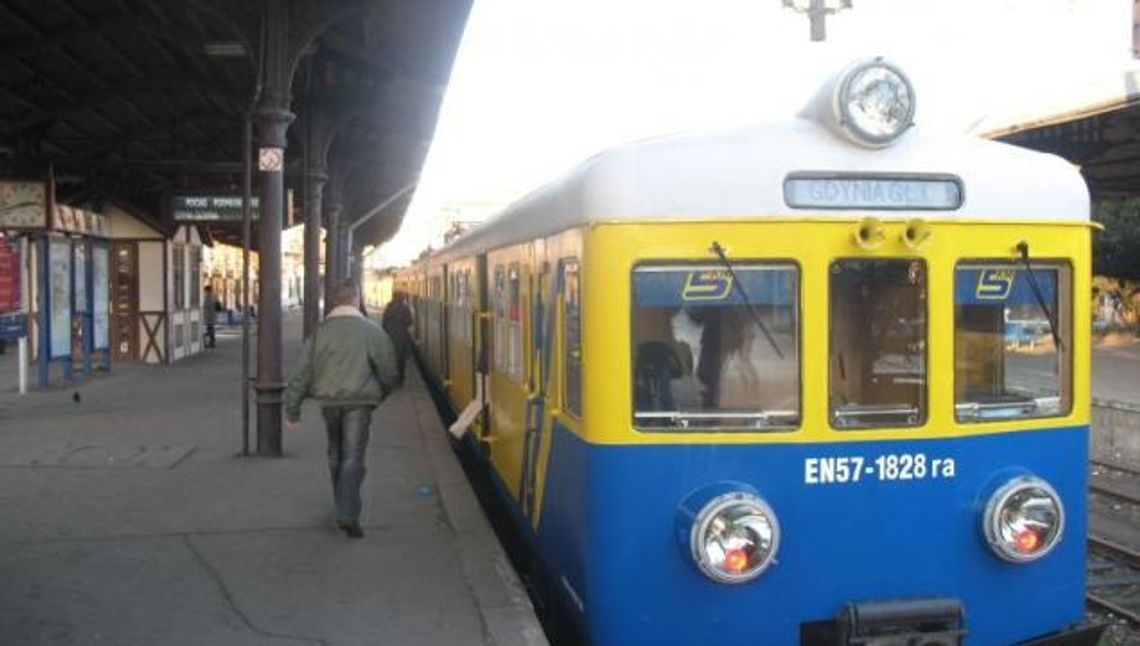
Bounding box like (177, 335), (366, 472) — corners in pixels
(832, 58), (915, 148)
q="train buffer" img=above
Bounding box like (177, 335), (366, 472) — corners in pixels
(0, 314), (546, 646)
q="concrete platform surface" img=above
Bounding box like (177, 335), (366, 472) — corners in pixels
(0, 314), (546, 646)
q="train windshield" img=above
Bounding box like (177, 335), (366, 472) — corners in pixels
(631, 263), (800, 431)
(954, 262), (1072, 421)
(830, 259), (927, 429)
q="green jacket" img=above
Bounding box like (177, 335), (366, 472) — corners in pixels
(284, 307), (400, 422)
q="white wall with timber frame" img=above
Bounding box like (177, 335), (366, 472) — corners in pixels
(106, 205), (167, 364)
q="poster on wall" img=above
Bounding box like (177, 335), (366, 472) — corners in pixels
(0, 238), (20, 313)
(49, 239), (71, 359)
(74, 243), (87, 312)
(93, 245), (109, 350)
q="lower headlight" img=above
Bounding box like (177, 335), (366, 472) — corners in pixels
(983, 476), (1065, 563)
(691, 492), (780, 583)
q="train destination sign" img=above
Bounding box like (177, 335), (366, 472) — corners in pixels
(784, 174), (963, 210)
(171, 195), (261, 222)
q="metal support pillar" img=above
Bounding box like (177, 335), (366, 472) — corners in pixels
(351, 246), (363, 286)
(303, 165), (327, 337)
(322, 196), (343, 314)
(253, 0), (296, 457)
(337, 221), (351, 284)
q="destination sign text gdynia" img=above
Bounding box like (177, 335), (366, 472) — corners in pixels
(784, 175), (963, 210)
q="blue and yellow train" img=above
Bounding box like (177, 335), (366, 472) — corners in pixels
(395, 59), (1101, 645)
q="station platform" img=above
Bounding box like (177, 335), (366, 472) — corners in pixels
(0, 313), (546, 646)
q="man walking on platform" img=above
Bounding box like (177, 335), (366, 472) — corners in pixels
(203, 285), (218, 348)
(382, 290), (413, 384)
(284, 281), (399, 539)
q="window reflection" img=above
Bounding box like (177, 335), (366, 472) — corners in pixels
(631, 264), (799, 431)
(955, 262), (1071, 421)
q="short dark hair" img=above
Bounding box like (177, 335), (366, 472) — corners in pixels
(331, 281), (359, 307)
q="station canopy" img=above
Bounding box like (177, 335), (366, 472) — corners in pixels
(0, 0), (471, 249)
(976, 68), (1140, 199)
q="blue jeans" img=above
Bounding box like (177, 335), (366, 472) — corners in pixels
(321, 407), (372, 523)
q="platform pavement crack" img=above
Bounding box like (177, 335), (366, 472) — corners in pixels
(181, 533), (331, 646)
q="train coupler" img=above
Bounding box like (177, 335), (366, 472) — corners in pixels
(838, 597), (965, 646)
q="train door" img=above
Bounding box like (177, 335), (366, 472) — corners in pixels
(520, 249), (551, 520)
(475, 255), (491, 455)
(439, 264), (449, 382)
(446, 263), (475, 410)
(486, 246), (531, 501)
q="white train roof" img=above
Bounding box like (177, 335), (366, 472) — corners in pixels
(427, 118), (1089, 264)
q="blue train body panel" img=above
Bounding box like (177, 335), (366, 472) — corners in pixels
(534, 423), (1089, 645)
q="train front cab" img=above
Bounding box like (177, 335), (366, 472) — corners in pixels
(525, 218), (1096, 645)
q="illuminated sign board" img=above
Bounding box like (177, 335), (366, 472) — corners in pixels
(171, 195), (261, 222)
(784, 174), (963, 210)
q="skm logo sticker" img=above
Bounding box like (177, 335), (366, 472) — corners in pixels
(976, 269), (1015, 300)
(682, 271), (733, 301)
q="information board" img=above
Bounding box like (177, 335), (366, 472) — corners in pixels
(93, 245), (109, 350)
(171, 195), (260, 222)
(74, 243), (87, 312)
(49, 239), (71, 359)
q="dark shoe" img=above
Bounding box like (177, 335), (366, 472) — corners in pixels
(342, 522), (364, 539)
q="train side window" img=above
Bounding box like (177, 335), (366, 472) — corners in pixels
(457, 271), (471, 346)
(829, 259), (927, 429)
(508, 263), (523, 382)
(631, 263), (800, 431)
(493, 266), (506, 373)
(562, 259), (582, 418)
(954, 261), (1072, 421)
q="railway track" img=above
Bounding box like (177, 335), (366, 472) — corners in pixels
(1091, 459), (1140, 508)
(1088, 458), (1140, 637)
(1087, 535), (1140, 628)
(1093, 458), (1140, 478)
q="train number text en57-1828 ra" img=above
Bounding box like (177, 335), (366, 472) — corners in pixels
(804, 454), (957, 485)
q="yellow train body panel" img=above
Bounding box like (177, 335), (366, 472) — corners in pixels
(577, 218), (1090, 448)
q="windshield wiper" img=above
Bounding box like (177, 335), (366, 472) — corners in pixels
(1015, 241), (1063, 351)
(709, 241), (784, 359)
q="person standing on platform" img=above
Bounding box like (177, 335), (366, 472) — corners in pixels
(284, 281), (399, 539)
(382, 290), (413, 385)
(203, 285), (218, 348)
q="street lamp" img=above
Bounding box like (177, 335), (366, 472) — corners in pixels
(782, 0), (852, 42)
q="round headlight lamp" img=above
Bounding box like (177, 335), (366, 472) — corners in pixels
(983, 476), (1065, 563)
(832, 58), (915, 147)
(690, 492), (780, 583)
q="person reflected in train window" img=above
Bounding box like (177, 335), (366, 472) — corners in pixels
(383, 290), (414, 385)
(670, 308), (703, 376)
(673, 307), (724, 408)
(284, 281), (399, 539)
(634, 341), (684, 415)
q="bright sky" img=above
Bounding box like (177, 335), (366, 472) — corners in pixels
(372, 0), (1137, 267)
